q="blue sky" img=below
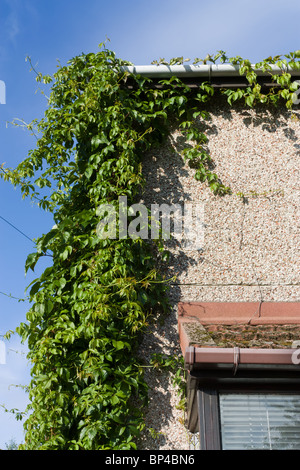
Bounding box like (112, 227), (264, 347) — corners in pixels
(0, 0), (299, 449)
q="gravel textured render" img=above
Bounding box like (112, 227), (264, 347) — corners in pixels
(136, 96), (300, 450)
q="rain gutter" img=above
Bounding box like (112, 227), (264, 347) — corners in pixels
(185, 346), (300, 373)
(120, 63), (300, 79)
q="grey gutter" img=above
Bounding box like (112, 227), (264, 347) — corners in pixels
(121, 64), (300, 79)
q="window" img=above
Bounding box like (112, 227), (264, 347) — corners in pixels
(219, 392), (300, 450)
(196, 388), (300, 450)
(185, 346), (300, 450)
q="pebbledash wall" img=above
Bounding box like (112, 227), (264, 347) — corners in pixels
(137, 94), (300, 450)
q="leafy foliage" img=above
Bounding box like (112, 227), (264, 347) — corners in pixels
(1, 44), (299, 449)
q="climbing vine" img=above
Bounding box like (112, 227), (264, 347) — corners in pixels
(1, 43), (300, 449)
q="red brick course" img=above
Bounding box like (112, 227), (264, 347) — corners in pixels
(178, 302), (300, 355)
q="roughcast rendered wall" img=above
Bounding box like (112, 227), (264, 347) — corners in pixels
(137, 97), (300, 450)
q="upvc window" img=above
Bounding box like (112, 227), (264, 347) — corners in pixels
(197, 388), (300, 450)
(219, 392), (300, 450)
(185, 346), (300, 450)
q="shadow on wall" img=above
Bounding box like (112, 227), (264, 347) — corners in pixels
(140, 125), (197, 308)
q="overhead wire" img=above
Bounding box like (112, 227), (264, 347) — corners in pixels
(0, 214), (34, 243)
(0, 214), (34, 301)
